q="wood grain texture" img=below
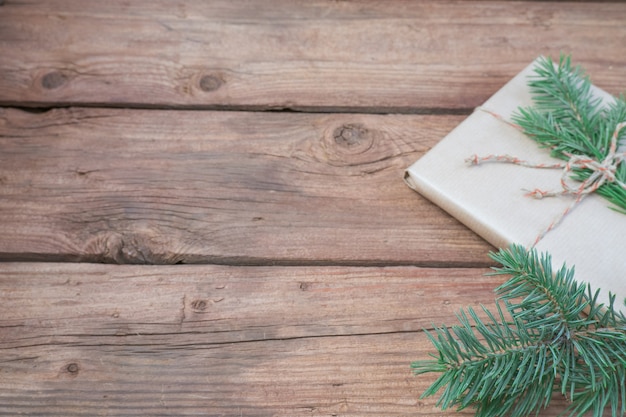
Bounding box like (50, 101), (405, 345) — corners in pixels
(0, 263), (586, 417)
(1, 1), (623, 415)
(0, 107), (492, 265)
(0, 0), (625, 111)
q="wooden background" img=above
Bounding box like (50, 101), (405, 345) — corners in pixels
(0, 1), (624, 415)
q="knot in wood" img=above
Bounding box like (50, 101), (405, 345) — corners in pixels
(332, 124), (374, 155)
(66, 362), (80, 375)
(334, 124), (368, 147)
(191, 299), (208, 311)
(199, 74), (223, 92)
(41, 71), (68, 90)
(84, 232), (153, 264)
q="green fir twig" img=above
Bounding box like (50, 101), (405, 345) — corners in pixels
(511, 54), (626, 213)
(413, 55), (626, 416)
(412, 245), (626, 417)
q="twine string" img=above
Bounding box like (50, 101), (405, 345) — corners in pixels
(558, 122), (626, 196)
(467, 108), (626, 247)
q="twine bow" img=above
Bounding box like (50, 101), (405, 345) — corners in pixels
(554, 122), (626, 197)
(467, 109), (626, 246)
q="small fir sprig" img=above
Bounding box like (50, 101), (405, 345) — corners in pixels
(412, 245), (626, 417)
(512, 55), (626, 213)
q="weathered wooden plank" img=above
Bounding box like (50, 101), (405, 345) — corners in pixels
(1, 334), (582, 416)
(1, 0), (624, 111)
(0, 263), (498, 344)
(0, 107), (493, 265)
(0, 263), (582, 416)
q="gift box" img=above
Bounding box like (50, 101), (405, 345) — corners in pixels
(405, 57), (626, 308)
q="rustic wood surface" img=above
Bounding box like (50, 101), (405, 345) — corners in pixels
(0, 0), (624, 416)
(0, 107), (492, 265)
(0, 264), (587, 416)
(1, 1), (625, 111)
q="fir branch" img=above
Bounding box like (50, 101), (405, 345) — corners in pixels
(511, 55), (626, 213)
(412, 245), (626, 417)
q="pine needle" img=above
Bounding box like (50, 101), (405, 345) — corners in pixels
(412, 245), (626, 417)
(511, 55), (626, 213)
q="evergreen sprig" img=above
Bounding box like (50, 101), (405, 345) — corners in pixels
(511, 55), (626, 213)
(412, 245), (626, 417)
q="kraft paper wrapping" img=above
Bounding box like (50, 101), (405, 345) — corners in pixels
(405, 58), (625, 308)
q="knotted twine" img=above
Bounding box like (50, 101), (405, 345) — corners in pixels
(466, 107), (626, 247)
